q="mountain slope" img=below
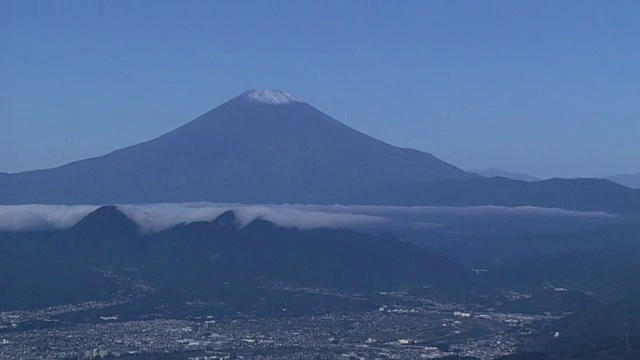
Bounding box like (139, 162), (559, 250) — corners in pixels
(606, 173), (640, 189)
(0, 90), (473, 204)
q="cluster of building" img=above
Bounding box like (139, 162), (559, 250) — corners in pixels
(0, 305), (553, 359)
(0, 283), (560, 359)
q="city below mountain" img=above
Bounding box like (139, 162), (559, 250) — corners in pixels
(1, 90), (638, 214)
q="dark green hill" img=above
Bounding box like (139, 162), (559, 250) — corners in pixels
(413, 221), (640, 297)
(485, 223), (640, 296)
(140, 213), (473, 297)
(501, 293), (640, 359)
(56, 205), (148, 266)
(0, 207), (474, 309)
(0, 231), (118, 309)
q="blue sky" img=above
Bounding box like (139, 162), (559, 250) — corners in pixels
(2, 0), (638, 178)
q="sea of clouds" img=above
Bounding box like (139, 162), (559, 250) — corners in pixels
(0, 203), (614, 233)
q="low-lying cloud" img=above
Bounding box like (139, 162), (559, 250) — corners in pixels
(117, 203), (387, 233)
(0, 203), (614, 233)
(0, 205), (99, 232)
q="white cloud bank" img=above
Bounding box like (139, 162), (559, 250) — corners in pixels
(117, 203), (387, 233)
(0, 205), (99, 232)
(0, 203), (613, 233)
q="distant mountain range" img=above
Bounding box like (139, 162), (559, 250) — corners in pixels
(605, 173), (640, 189)
(470, 168), (640, 189)
(0, 89), (638, 213)
(363, 177), (639, 214)
(468, 168), (541, 182)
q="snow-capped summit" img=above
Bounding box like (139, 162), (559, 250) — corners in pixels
(240, 89), (303, 105)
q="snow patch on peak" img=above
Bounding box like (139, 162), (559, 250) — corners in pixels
(241, 89), (303, 105)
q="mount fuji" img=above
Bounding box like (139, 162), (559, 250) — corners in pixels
(0, 90), (475, 205)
